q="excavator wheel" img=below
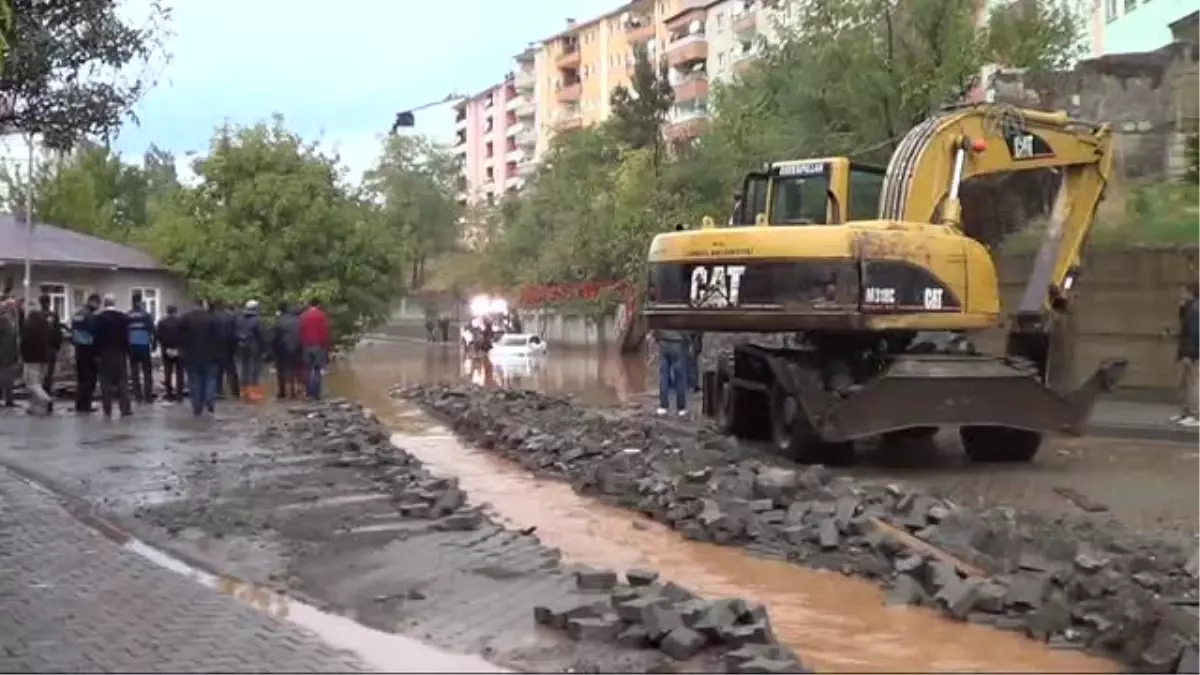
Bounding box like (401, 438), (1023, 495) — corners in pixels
(769, 387), (855, 465)
(959, 425), (1042, 463)
(714, 352), (766, 439)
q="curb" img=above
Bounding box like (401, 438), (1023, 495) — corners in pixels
(1087, 423), (1199, 445)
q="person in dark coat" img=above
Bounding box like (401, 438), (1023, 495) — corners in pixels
(180, 300), (221, 416)
(126, 293), (157, 403)
(70, 293), (101, 412)
(156, 305), (185, 402)
(213, 300), (240, 398)
(92, 294), (132, 418)
(271, 301), (302, 399)
(234, 299), (266, 400)
(0, 290), (18, 408)
(19, 294), (58, 415)
(1173, 282), (1200, 427)
(38, 295), (64, 396)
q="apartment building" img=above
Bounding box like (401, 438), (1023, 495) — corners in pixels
(660, 0), (779, 142)
(536, 1), (664, 148)
(453, 61), (538, 206)
(1095, 0), (1196, 55)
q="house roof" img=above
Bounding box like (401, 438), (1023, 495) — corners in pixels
(0, 213), (167, 271)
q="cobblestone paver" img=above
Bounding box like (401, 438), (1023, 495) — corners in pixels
(0, 469), (368, 673)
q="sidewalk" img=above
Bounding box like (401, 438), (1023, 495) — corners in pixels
(0, 468), (367, 674)
(1089, 400), (1199, 444)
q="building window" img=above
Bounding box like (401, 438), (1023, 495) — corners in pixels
(718, 51), (727, 68)
(1105, 0), (1119, 21)
(129, 287), (160, 320)
(1123, 0), (1136, 12)
(716, 12), (725, 31)
(485, 167), (495, 182)
(39, 283), (68, 318)
(70, 287), (93, 315)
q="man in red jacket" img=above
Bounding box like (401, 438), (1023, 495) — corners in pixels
(298, 298), (331, 400)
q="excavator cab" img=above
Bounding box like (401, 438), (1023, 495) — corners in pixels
(645, 104), (1128, 465)
(728, 159), (887, 228)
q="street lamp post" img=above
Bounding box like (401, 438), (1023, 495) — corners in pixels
(21, 133), (33, 305)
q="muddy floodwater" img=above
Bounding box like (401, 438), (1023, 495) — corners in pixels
(328, 341), (1116, 673)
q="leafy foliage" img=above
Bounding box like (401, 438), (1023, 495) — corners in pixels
(362, 134), (462, 288)
(5, 117), (462, 346)
(0, 0), (172, 149)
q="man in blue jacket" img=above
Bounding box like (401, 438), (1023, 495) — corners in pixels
(127, 293), (156, 403)
(70, 293), (101, 412)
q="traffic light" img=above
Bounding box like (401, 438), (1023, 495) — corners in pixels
(390, 110), (416, 134)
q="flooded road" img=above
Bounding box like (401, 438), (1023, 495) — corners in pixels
(328, 342), (1118, 673)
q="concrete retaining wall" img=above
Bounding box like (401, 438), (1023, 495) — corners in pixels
(517, 308), (622, 349)
(976, 246), (1196, 401)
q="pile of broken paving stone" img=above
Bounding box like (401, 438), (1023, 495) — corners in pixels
(256, 400), (486, 533)
(401, 384), (1200, 674)
(255, 400), (805, 673)
(539, 567), (808, 673)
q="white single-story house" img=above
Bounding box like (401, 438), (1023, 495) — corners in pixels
(0, 213), (188, 321)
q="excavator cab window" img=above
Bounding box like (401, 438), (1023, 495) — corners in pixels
(848, 164), (886, 221)
(731, 172), (769, 226)
(770, 173), (829, 225)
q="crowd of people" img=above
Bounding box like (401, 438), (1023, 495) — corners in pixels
(0, 290), (334, 419)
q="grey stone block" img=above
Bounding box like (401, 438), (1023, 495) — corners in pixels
(659, 626), (706, 660)
(575, 568), (619, 591)
(566, 615), (622, 642)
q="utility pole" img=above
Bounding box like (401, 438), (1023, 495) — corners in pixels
(22, 132), (33, 305)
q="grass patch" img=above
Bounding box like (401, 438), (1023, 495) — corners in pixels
(1002, 181), (1199, 252)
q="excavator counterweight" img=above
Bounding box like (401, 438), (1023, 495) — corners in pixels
(646, 104), (1126, 464)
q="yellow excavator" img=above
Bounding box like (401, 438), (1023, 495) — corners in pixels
(643, 103), (1127, 464)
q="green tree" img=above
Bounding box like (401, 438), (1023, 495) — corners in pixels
(143, 117), (405, 344)
(609, 44), (675, 156)
(0, 0), (171, 149)
(0, 142), (173, 241)
(708, 0), (1085, 166)
(362, 134), (462, 288)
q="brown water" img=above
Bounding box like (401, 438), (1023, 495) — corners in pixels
(328, 341), (1116, 674)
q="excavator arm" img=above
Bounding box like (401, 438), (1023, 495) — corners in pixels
(879, 104), (1115, 324)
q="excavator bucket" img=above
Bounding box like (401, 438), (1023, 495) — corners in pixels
(816, 355), (1128, 442)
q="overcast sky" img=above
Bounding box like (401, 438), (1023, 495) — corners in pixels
(105, 0), (620, 182)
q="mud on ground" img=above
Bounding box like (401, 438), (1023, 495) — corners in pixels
(112, 401), (803, 674)
(402, 384), (1200, 674)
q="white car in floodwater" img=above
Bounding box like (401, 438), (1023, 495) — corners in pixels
(489, 333), (548, 357)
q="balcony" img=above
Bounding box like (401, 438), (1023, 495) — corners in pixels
(556, 81), (582, 103)
(517, 160), (537, 178)
(514, 98), (535, 119)
(556, 44), (581, 69)
(506, 146), (525, 163)
(555, 110), (583, 131)
(625, 16), (655, 43)
(516, 127), (537, 147)
(455, 110), (467, 128)
(515, 69), (535, 91)
(673, 75), (708, 102)
(665, 6), (707, 33)
(505, 175), (523, 191)
(665, 116), (709, 142)
(666, 35), (708, 68)
(733, 6), (758, 34)
(506, 94), (527, 112)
